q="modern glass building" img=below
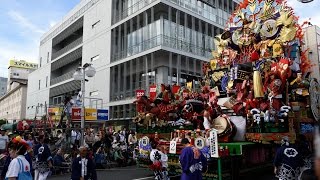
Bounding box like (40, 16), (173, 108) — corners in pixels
(26, 0), (239, 128)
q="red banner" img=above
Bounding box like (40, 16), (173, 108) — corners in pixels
(72, 108), (81, 121)
(135, 89), (145, 99)
(149, 85), (157, 102)
(172, 85), (180, 94)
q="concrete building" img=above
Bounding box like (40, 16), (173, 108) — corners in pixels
(303, 25), (320, 81)
(7, 60), (38, 91)
(0, 77), (7, 97)
(0, 82), (28, 122)
(26, 0), (239, 128)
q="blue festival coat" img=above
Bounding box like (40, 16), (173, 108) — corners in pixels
(179, 146), (207, 180)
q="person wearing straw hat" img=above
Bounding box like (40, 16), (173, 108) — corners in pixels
(5, 136), (32, 180)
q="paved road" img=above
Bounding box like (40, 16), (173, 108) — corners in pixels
(48, 165), (277, 180)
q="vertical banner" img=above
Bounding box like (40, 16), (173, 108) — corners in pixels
(135, 89), (145, 99)
(210, 129), (219, 158)
(149, 85), (157, 102)
(135, 89), (145, 113)
(172, 85), (180, 100)
(187, 81), (193, 90)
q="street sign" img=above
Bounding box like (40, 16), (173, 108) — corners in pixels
(97, 109), (108, 121)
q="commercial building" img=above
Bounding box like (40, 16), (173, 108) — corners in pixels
(0, 60), (37, 121)
(0, 77), (7, 97)
(26, 0), (239, 128)
(303, 25), (320, 81)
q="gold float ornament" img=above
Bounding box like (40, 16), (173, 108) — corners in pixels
(212, 71), (224, 82)
(210, 59), (218, 70)
(214, 35), (230, 54)
(276, 11), (294, 27)
(253, 70), (264, 98)
(272, 43), (283, 57)
(279, 26), (297, 42)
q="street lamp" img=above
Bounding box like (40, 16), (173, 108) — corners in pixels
(73, 63), (96, 146)
(297, 0), (313, 2)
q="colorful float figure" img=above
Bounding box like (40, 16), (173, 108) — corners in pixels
(134, 0), (315, 179)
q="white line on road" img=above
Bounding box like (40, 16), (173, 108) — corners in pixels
(132, 176), (154, 180)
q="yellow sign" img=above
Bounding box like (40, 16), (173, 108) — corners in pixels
(9, 60), (38, 69)
(48, 107), (61, 121)
(85, 108), (97, 120)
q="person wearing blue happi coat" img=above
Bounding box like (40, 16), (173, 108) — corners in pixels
(179, 138), (207, 180)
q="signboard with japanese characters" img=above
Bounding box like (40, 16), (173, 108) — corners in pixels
(9, 60), (38, 69)
(209, 128), (219, 158)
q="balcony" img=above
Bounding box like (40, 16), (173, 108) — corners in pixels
(51, 36), (83, 60)
(50, 71), (75, 86)
(112, 34), (212, 62)
(164, 0), (228, 26)
(114, 0), (157, 24)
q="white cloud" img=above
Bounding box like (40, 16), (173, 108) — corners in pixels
(8, 10), (45, 34)
(49, 21), (57, 28)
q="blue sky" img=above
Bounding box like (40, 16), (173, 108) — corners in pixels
(0, 0), (80, 77)
(0, 0), (319, 77)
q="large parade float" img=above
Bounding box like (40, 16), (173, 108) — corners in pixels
(133, 0), (319, 179)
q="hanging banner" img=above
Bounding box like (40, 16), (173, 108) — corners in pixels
(210, 128), (219, 158)
(85, 108), (97, 121)
(136, 89), (145, 99)
(149, 85), (157, 102)
(186, 82), (193, 90)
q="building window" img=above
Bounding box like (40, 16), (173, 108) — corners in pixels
(47, 52), (50, 62)
(40, 57), (42, 67)
(91, 55), (100, 62)
(46, 76), (48, 87)
(38, 80), (41, 90)
(92, 20), (100, 28)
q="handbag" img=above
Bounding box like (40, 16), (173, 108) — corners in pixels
(17, 158), (32, 180)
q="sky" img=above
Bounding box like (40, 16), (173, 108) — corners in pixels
(0, 0), (80, 77)
(0, 0), (319, 78)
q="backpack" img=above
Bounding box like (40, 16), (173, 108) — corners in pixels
(17, 158), (32, 180)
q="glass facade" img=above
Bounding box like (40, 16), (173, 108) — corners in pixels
(165, 0), (230, 26)
(112, 19), (214, 62)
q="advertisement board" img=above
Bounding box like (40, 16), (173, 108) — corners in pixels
(97, 109), (108, 121)
(9, 60), (38, 69)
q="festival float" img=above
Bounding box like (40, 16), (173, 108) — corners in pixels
(134, 0), (317, 179)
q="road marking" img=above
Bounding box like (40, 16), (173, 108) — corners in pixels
(132, 176), (154, 180)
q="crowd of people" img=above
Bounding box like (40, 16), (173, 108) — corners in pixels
(0, 125), (139, 180)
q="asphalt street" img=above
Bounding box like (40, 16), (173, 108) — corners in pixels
(47, 165), (277, 180)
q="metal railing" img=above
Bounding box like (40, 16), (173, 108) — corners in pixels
(111, 34), (211, 62)
(113, 0), (157, 24)
(52, 36), (83, 60)
(165, 0), (228, 26)
(50, 71), (75, 86)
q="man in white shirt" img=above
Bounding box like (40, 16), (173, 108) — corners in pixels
(0, 129), (9, 153)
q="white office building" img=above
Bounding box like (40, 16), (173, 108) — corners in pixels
(26, 0), (239, 128)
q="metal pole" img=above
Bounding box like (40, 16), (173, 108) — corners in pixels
(80, 68), (86, 146)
